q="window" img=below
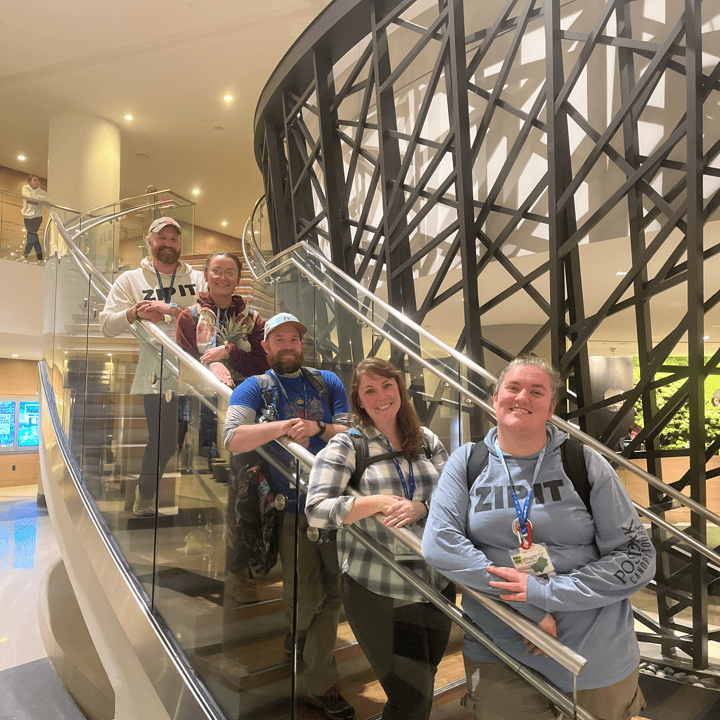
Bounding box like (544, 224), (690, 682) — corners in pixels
(0, 398), (39, 453)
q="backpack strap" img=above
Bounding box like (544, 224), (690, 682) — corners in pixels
(300, 367), (331, 409)
(560, 436), (591, 515)
(255, 373), (277, 420)
(466, 441), (489, 491)
(465, 435), (592, 515)
(346, 429), (405, 490)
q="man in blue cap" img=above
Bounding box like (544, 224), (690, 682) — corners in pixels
(223, 312), (354, 720)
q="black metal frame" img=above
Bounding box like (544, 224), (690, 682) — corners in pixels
(254, 0), (720, 668)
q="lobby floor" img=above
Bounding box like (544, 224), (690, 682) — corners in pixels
(0, 484), (85, 720)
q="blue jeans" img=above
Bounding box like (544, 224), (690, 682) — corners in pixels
(23, 217), (44, 260)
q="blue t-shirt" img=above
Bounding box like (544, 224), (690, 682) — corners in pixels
(228, 369), (350, 510)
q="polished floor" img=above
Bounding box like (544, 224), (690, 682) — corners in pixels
(0, 484), (86, 720)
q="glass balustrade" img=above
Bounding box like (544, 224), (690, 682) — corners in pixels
(0, 189), (77, 263)
(42, 205), (609, 720)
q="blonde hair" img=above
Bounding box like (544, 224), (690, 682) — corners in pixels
(494, 354), (563, 404)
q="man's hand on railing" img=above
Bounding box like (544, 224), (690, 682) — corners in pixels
(131, 300), (178, 323)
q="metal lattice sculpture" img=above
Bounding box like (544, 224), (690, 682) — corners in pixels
(254, 0), (720, 667)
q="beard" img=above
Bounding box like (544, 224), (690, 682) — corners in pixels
(268, 349), (303, 375)
(155, 246), (180, 265)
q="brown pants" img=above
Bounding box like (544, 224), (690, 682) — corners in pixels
(463, 657), (645, 720)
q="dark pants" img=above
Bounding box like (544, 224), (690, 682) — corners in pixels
(341, 573), (454, 720)
(138, 394), (178, 499)
(23, 217), (43, 260)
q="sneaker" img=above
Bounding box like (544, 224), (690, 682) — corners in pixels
(226, 569), (259, 603)
(283, 632), (307, 661)
(306, 686), (354, 720)
(133, 487), (156, 516)
(182, 530), (207, 555)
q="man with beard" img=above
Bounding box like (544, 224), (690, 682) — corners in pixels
(100, 217), (206, 515)
(223, 313), (354, 720)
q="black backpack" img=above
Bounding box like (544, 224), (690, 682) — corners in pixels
(346, 429), (433, 490)
(466, 436), (591, 515)
(227, 456), (284, 577)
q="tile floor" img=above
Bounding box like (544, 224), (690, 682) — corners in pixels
(0, 484), (85, 720)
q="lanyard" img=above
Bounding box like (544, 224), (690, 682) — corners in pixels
(385, 438), (415, 500)
(494, 438), (547, 548)
(154, 265), (177, 303)
(268, 369), (309, 419)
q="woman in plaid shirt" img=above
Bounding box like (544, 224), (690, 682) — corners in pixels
(306, 358), (454, 720)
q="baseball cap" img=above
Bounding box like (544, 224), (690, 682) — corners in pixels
(148, 217), (181, 236)
(264, 312), (308, 341)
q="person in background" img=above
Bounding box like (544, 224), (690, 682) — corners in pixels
(422, 354), (655, 720)
(21, 175), (48, 262)
(306, 357), (454, 720)
(175, 251), (268, 387)
(99, 217), (207, 516)
(223, 313), (354, 720)
(615, 422), (642, 453)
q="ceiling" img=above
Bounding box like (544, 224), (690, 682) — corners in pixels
(0, 0), (333, 238)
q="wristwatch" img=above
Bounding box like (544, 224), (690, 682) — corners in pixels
(169, 302), (178, 314)
(315, 420), (326, 437)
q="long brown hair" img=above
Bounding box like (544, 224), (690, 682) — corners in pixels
(351, 358), (424, 459)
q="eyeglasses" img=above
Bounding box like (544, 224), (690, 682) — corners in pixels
(208, 267), (239, 279)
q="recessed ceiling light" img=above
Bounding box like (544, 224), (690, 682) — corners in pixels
(192, 188), (200, 195)
(17, 154), (26, 161)
(221, 221), (227, 226)
(704, 336), (710, 340)
(125, 114), (133, 120)
(616, 271), (627, 276)
(108, 353), (112, 357)
(11, 354), (19, 358)
(224, 95), (233, 102)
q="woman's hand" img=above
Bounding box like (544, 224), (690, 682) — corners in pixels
(200, 342), (231, 364)
(209, 361), (234, 387)
(524, 613), (557, 656)
(382, 497), (426, 528)
(487, 565), (528, 602)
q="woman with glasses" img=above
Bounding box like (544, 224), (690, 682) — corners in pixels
(176, 251), (269, 387)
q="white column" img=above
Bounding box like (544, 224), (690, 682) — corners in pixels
(47, 113), (120, 213)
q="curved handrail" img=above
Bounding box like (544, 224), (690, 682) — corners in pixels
(38, 360), (227, 720)
(66, 189), (192, 226)
(1, 189), (79, 215)
(48, 208), (591, 678)
(241, 196), (268, 279)
(260, 239), (720, 537)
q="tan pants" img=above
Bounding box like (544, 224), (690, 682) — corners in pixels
(463, 657), (645, 720)
(279, 514), (342, 696)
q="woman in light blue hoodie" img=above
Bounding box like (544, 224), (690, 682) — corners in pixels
(422, 355), (655, 720)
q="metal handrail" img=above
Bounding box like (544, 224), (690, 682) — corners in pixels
(48, 208), (592, 680)
(258, 238), (720, 533)
(65, 189), (192, 226)
(38, 361), (227, 720)
(242, 196), (268, 278)
(1, 189), (79, 215)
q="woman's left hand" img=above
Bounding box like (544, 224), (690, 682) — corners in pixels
(382, 497), (425, 528)
(487, 565), (528, 602)
(209, 361), (234, 387)
(200, 342), (231, 364)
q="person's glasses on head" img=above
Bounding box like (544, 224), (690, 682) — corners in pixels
(208, 267), (238, 279)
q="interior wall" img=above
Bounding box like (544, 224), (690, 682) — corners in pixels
(0, 358), (40, 487)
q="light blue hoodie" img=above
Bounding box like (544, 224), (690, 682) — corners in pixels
(422, 423), (655, 691)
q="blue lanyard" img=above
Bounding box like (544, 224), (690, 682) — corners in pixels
(494, 438), (547, 538)
(385, 438), (415, 500)
(268, 369), (309, 418)
(154, 266), (177, 303)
